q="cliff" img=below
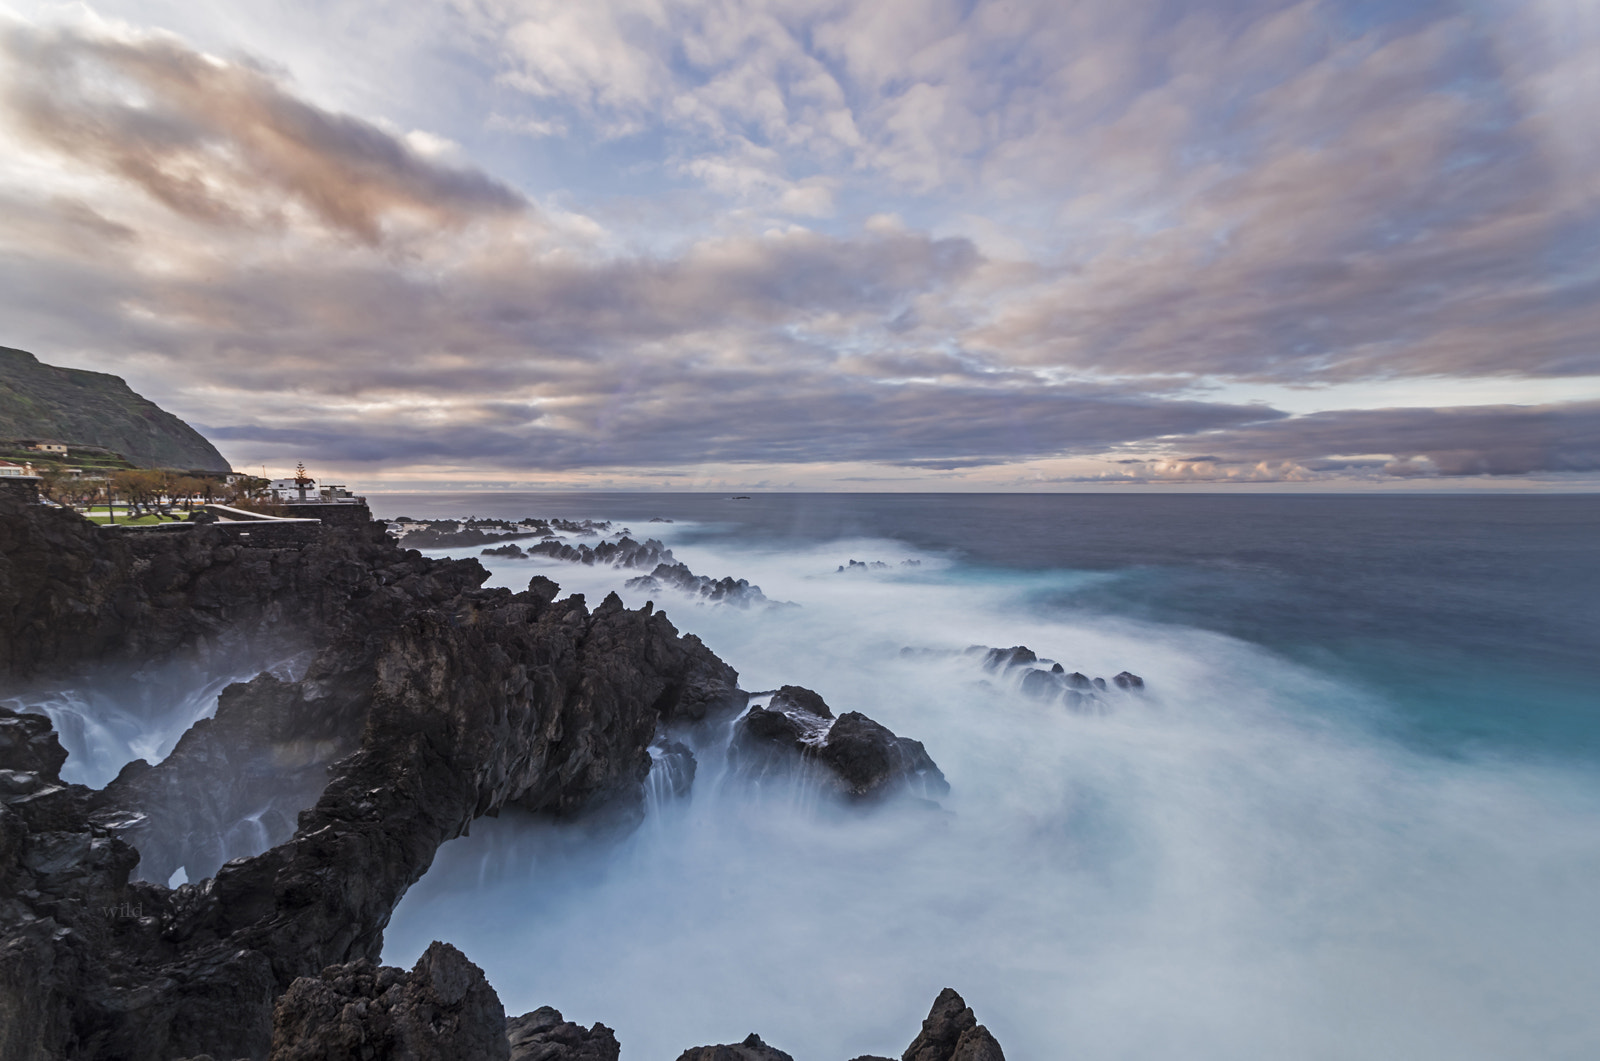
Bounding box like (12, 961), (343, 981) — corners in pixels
(0, 346), (231, 473)
(0, 498), (984, 1060)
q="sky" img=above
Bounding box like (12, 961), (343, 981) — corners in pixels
(0, 0), (1594, 490)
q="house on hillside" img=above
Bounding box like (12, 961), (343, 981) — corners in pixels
(21, 440), (69, 455)
(0, 459), (37, 477)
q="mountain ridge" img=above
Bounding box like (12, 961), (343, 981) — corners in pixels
(0, 346), (231, 472)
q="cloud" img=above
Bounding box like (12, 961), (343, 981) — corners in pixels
(0, 16), (524, 243)
(1110, 401), (1600, 481)
(0, 3), (1593, 487)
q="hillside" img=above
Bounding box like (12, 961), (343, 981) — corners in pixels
(0, 346), (231, 472)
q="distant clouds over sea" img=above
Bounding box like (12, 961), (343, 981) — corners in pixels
(1, 0), (1594, 489)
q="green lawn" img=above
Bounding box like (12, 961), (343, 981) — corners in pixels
(81, 512), (180, 526)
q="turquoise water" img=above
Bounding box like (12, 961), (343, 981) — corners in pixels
(375, 492), (1600, 1060)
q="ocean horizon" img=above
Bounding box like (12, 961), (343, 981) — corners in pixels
(352, 491), (1600, 1059)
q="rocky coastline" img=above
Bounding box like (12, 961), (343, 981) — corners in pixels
(0, 494), (1003, 1060)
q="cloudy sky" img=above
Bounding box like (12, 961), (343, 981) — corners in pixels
(0, 0), (1593, 489)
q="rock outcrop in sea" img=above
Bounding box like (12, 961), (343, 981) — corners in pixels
(0, 493), (989, 1060)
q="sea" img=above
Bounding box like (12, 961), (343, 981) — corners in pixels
(15, 492), (1597, 1059)
(367, 492), (1600, 1060)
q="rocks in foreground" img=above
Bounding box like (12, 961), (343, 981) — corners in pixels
(675, 1032), (794, 1061)
(677, 988), (1003, 1061)
(902, 988), (1006, 1061)
(271, 942), (509, 1061)
(267, 961), (1002, 1061)
(0, 494), (960, 1059)
(0, 495), (744, 1060)
(506, 1006), (620, 1061)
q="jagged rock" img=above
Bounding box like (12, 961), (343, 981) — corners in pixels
(0, 494), (743, 1060)
(731, 687), (948, 801)
(624, 561), (776, 608)
(525, 536), (669, 569)
(483, 543), (528, 558)
(0, 493), (962, 1060)
(270, 941), (509, 1061)
(0, 706), (68, 778)
(506, 1006), (620, 1061)
(904, 988), (1006, 1061)
(981, 646), (1037, 671)
(675, 1031), (795, 1061)
(1113, 671), (1144, 690)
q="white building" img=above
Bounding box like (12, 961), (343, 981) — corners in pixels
(265, 478), (366, 504)
(0, 460), (36, 477)
(266, 478), (315, 501)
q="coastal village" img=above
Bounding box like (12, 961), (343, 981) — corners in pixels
(0, 439), (367, 530)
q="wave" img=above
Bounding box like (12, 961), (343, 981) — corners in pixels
(385, 523), (1600, 1060)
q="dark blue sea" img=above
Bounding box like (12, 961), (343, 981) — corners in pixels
(365, 492), (1598, 1060)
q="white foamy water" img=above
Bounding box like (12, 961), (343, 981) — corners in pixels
(3, 651), (310, 788)
(383, 526), (1600, 1060)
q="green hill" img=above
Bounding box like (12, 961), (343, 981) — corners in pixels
(0, 347), (231, 473)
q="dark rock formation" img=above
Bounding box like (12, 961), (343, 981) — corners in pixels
(981, 646), (1037, 671)
(731, 686), (948, 801)
(0, 493), (743, 1060)
(0, 494), (983, 1061)
(624, 561), (776, 609)
(270, 942), (509, 1061)
(898, 644), (1144, 716)
(902, 988), (1006, 1061)
(0, 346), (231, 472)
(675, 1032), (795, 1061)
(506, 1006), (620, 1061)
(834, 559), (921, 573)
(527, 536), (673, 570)
(676, 988), (1002, 1061)
(483, 543), (528, 558)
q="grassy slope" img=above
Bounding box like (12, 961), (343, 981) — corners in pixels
(0, 347), (231, 472)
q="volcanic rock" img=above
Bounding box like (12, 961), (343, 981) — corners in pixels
(731, 687), (948, 801)
(506, 1006), (620, 1061)
(675, 1032), (795, 1061)
(270, 942), (508, 1061)
(904, 988), (1007, 1061)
